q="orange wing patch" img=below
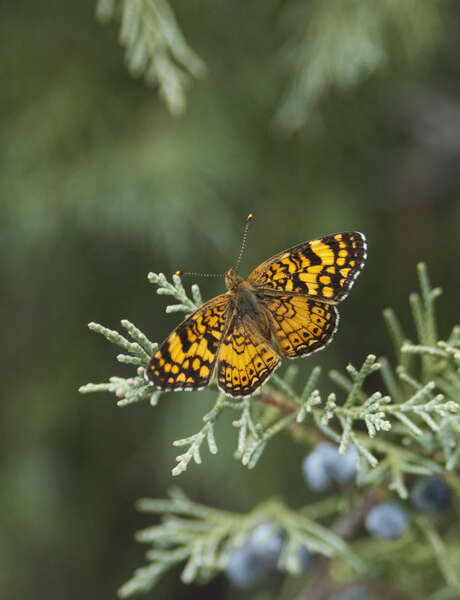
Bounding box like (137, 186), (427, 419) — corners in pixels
(248, 232), (366, 302)
(216, 316), (281, 397)
(265, 295), (338, 358)
(148, 295), (230, 391)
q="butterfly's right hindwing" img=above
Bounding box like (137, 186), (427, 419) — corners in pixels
(264, 295), (339, 358)
(148, 295), (230, 391)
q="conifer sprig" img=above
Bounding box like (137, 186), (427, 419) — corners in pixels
(80, 263), (460, 597)
(274, 0), (444, 133)
(95, 0), (206, 115)
(118, 487), (362, 597)
(81, 264), (459, 481)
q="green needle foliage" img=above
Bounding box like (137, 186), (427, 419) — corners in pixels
(80, 262), (460, 597)
(93, 0), (444, 131)
(118, 487), (362, 598)
(80, 263), (459, 483)
(275, 0), (444, 133)
(95, 0), (206, 115)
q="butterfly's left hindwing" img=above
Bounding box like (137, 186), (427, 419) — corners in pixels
(148, 295), (230, 391)
(216, 316), (281, 398)
(248, 232), (366, 303)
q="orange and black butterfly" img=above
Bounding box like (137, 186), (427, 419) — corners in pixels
(147, 225), (366, 398)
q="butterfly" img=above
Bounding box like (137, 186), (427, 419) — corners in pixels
(147, 231), (367, 398)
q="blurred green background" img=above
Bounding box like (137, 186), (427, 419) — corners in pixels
(2, 1), (460, 599)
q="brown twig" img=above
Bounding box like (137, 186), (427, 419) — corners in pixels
(257, 390), (298, 414)
(256, 389), (329, 445)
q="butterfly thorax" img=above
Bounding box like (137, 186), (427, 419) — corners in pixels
(225, 268), (271, 338)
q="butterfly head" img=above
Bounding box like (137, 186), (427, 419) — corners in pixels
(225, 268), (244, 291)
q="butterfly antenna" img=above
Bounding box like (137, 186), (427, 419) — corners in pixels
(235, 213), (253, 272)
(175, 270), (223, 278)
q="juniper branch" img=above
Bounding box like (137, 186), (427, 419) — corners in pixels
(96, 0), (206, 116)
(81, 261), (460, 598)
(121, 488), (363, 597)
(81, 265), (460, 491)
(80, 273), (203, 409)
(171, 394), (227, 477)
(148, 272), (201, 314)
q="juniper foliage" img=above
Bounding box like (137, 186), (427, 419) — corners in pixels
(95, 0), (206, 115)
(80, 264), (458, 484)
(118, 487), (363, 597)
(80, 263), (460, 598)
(274, 0), (444, 133)
(94, 0), (444, 131)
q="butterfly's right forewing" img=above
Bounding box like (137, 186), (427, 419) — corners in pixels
(248, 232), (367, 303)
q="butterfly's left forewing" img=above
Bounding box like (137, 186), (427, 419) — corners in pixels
(248, 232), (367, 303)
(148, 295), (230, 391)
